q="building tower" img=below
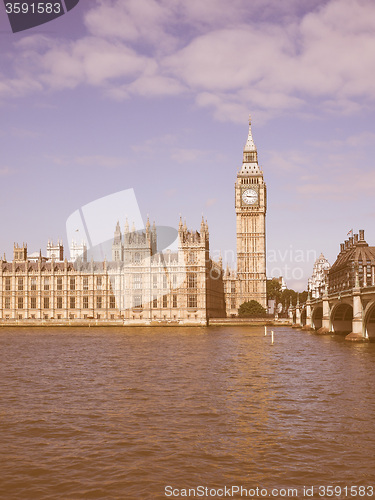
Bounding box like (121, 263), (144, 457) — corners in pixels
(235, 116), (267, 308)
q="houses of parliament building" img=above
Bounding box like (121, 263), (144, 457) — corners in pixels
(0, 118), (267, 325)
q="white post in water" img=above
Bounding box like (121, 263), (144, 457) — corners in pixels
(271, 330), (274, 344)
(264, 326), (267, 336)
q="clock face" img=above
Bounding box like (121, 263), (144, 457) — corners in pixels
(242, 188), (258, 205)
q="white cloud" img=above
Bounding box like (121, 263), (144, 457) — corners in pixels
(2, 0), (375, 121)
(206, 198), (217, 207)
(170, 148), (208, 163)
(0, 166), (14, 176)
(74, 155), (128, 169)
(131, 134), (176, 154)
(47, 154), (127, 169)
(10, 127), (40, 139)
(297, 171), (375, 199)
(39, 37), (153, 89)
(84, 0), (175, 50)
(266, 126), (375, 201)
(127, 74), (185, 97)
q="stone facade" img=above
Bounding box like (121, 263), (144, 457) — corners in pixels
(308, 253), (330, 298)
(223, 266), (238, 317)
(223, 116), (267, 310)
(0, 218), (226, 325)
(328, 230), (375, 293)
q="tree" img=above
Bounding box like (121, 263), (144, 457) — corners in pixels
(238, 300), (267, 318)
(266, 278), (282, 302)
(280, 289), (308, 308)
(281, 288), (297, 307)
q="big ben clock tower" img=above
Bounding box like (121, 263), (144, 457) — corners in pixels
(235, 116), (267, 309)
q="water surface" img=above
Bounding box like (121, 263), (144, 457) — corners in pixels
(0, 326), (374, 499)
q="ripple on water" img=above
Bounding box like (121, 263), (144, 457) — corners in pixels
(0, 326), (375, 499)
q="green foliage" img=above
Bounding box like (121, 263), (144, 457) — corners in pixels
(266, 279), (282, 301)
(280, 288), (297, 306)
(279, 288), (308, 308)
(238, 300), (267, 318)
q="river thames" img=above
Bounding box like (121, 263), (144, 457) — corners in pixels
(0, 326), (374, 499)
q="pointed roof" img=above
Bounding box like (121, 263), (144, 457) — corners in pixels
(244, 114), (256, 152)
(200, 215), (206, 232)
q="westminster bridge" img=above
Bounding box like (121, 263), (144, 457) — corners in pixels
(289, 280), (375, 341)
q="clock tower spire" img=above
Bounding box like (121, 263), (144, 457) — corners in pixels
(235, 116), (267, 309)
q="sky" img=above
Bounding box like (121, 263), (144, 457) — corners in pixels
(1, 0), (375, 291)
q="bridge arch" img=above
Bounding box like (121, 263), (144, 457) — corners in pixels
(300, 308), (306, 326)
(364, 301), (375, 339)
(292, 311), (296, 324)
(311, 306), (323, 330)
(330, 302), (353, 334)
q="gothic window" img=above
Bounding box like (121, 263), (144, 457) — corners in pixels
(83, 297), (89, 309)
(70, 297), (75, 309)
(83, 277), (89, 290)
(5, 278), (11, 291)
(163, 275), (168, 289)
(96, 276), (102, 290)
(44, 278), (50, 291)
(187, 294), (197, 308)
(172, 294), (177, 308)
(163, 295), (167, 308)
(31, 278), (37, 291)
(133, 295), (142, 308)
(134, 252), (141, 263)
(188, 252), (196, 263)
(153, 296), (158, 308)
(4, 297), (10, 309)
(44, 297), (49, 309)
(57, 297), (63, 309)
(96, 296), (102, 309)
(18, 278), (23, 291)
(70, 278), (76, 291)
(17, 297), (24, 309)
(153, 275), (158, 288)
(187, 273), (197, 288)
(57, 277), (63, 290)
(109, 296), (116, 309)
(133, 274), (142, 289)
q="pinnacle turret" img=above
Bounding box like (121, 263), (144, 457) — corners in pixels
(240, 113), (259, 170)
(244, 114), (256, 152)
(200, 216), (206, 234)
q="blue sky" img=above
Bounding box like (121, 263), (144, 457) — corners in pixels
(1, 0), (375, 291)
